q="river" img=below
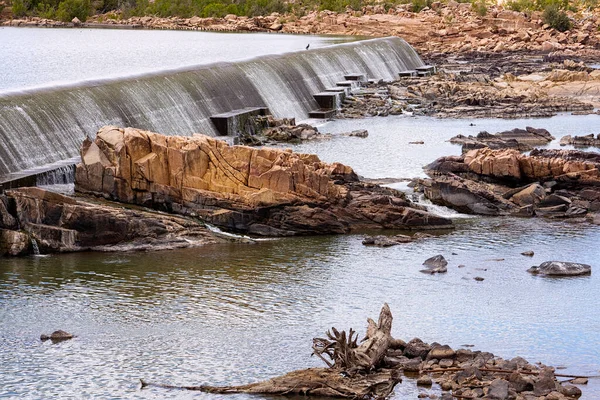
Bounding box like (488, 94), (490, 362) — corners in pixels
(0, 29), (599, 399)
(0, 27), (356, 93)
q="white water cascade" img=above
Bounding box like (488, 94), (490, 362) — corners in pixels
(0, 37), (424, 179)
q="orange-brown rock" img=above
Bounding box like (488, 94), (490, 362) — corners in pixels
(422, 148), (600, 217)
(464, 148), (600, 182)
(75, 126), (453, 235)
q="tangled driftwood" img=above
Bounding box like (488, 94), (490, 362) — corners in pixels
(142, 304), (591, 399)
(142, 303), (403, 398)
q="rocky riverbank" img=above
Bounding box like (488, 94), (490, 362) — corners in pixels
(339, 53), (600, 119)
(3, 2), (599, 57)
(416, 147), (600, 222)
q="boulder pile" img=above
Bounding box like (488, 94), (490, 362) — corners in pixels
(419, 147), (600, 219)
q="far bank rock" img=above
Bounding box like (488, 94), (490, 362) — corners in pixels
(76, 127), (452, 236)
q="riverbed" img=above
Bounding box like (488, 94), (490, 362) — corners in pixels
(1, 29), (599, 399)
(2, 113), (600, 398)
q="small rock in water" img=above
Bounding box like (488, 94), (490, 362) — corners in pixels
(409, 140), (425, 144)
(346, 129), (368, 138)
(528, 261), (591, 276)
(474, 276), (485, 281)
(417, 375), (433, 386)
(40, 330), (74, 342)
(457, 264), (466, 268)
(422, 254), (448, 273)
(572, 377), (588, 385)
(521, 250), (535, 256)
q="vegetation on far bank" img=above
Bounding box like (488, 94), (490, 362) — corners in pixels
(0, 0), (595, 32)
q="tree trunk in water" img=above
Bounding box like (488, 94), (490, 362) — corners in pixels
(142, 304), (400, 399)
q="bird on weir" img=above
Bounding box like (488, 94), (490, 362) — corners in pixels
(306, 44), (310, 50)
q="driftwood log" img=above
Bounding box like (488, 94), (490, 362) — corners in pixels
(142, 303), (402, 398)
(141, 304), (592, 399)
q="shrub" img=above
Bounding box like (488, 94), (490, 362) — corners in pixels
(56, 0), (90, 21)
(11, 0), (30, 16)
(410, 0), (431, 12)
(542, 3), (571, 31)
(472, 0), (487, 16)
(35, 2), (56, 17)
(505, 0), (535, 12)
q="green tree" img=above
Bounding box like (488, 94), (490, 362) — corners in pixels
(56, 0), (90, 21)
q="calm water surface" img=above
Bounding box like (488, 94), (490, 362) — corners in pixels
(2, 113), (600, 398)
(0, 28), (356, 93)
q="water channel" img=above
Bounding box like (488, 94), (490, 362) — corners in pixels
(0, 28), (599, 399)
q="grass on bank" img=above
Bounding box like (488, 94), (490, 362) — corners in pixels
(1, 0), (594, 29)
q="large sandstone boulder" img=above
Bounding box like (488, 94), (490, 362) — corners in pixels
(422, 148), (600, 217)
(75, 126), (453, 235)
(464, 148), (600, 182)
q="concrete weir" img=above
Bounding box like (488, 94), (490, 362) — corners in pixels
(0, 36), (425, 181)
(210, 107), (269, 136)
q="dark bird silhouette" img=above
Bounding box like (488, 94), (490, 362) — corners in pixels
(306, 44), (310, 50)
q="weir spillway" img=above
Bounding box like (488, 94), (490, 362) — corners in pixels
(0, 36), (424, 181)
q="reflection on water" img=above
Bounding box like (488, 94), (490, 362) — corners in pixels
(1, 218), (599, 398)
(0, 28), (358, 93)
(296, 113), (600, 179)
(1, 113), (600, 398)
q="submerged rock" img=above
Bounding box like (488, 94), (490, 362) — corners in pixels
(40, 330), (74, 342)
(528, 261), (592, 276)
(75, 126), (453, 236)
(421, 254), (448, 273)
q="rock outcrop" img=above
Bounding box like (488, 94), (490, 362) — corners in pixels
(449, 127), (554, 153)
(0, 187), (228, 256)
(560, 133), (600, 148)
(75, 126), (452, 236)
(419, 148), (600, 218)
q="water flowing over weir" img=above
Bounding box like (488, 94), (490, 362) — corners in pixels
(0, 36), (424, 179)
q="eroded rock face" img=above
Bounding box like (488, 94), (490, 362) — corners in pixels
(0, 187), (226, 255)
(421, 148), (600, 218)
(75, 126), (452, 235)
(464, 148), (600, 182)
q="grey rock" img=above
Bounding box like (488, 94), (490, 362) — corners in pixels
(487, 378), (510, 400)
(428, 344), (455, 360)
(528, 261), (591, 276)
(508, 371), (534, 393)
(417, 375), (433, 386)
(533, 368), (557, 396)
(40, 330), (74, 342)
(404, 338), (432, 359)
(362, 234), (412, 247)
(559, 384), (582, 397)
